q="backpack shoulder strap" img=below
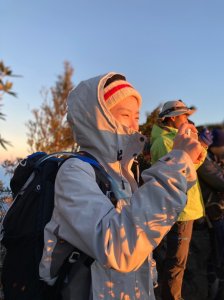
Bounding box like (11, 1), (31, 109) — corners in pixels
(66, 151), (117, 206)
(50, 151), (117, 297)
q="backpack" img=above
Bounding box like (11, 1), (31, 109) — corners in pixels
(1, 151), (115, 300)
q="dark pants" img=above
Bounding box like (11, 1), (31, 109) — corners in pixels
(160, 220), (194, 300)
(182, 218), (211, 300)
(208, 218), (224, 300)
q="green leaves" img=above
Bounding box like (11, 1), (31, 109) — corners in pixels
(26, 61), (75, 153)
(0, 60), (20, 149)
(0, 61), (19, 98)
(0, 134), (12, 150)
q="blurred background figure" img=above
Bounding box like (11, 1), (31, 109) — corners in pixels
(182, 127), (213, 300)
(197, 128), (224, 300)
(131, 141), (151, 186)
(150, 99), (206, 300)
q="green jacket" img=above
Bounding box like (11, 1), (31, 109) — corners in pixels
(150, 124), (205, 221)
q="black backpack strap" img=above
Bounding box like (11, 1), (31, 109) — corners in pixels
(51, 250), (94, 300)
(76, 151), (117, 206)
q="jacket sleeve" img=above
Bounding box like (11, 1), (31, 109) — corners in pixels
(197, 156), (224, 192)
(194, 147), (207, 170)
(44, 150), (196, 273)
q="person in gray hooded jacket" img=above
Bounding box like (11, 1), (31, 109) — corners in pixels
(39, 72), (204, 300)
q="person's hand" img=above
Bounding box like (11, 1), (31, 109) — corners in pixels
(173, 123), (204, 164)
(198, 128), (213, 148)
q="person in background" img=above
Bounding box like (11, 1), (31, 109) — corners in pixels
(39, 74), (203, 300)
(197, 128), (224, 300)
(131, 141), (151, 186)
(150, 99), (206, 300)
(182, 127), (213, 300)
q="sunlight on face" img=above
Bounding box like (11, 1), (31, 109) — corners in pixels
(109, 96), (140, 131)
(171, 114), (188, 129)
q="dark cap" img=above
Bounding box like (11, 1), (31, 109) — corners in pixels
(210, 128), (224, 147)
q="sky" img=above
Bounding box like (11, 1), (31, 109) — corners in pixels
(1, 0), (224, 172)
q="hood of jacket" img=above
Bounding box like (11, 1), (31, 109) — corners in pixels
(67, 72), (146, 186)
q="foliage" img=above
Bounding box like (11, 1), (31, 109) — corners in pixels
(0, 135), (12, 150)
(0, 60), (20, 149)
(0, 178), (12, 201)
(1, 158), (22, 177)
(0, 181), (3, 192)
(26, 61), (75, 153)
(0, 159), (20, 203)
(140, 104), (162, 139)
(0, 61), (18, 98)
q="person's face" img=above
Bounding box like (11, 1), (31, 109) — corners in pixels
(109, 96), (140, 131)
(170, 114), (188, 129)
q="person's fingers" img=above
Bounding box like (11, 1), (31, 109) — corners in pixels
(177, 123), (189, 135)
(178, 123), (198, 136)
(188, 124), (198, 133)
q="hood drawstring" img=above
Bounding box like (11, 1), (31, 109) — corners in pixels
(117, 150), (125, 190)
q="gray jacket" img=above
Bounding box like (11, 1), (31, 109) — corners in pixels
(39, 72), (197, 299)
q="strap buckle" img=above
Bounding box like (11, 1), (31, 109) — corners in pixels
(68, 251), (80, 263)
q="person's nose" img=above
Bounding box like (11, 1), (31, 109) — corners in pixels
(130, 117), (139, 131)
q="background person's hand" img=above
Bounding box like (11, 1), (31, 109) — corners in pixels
(173, 123), (203, 164)
(198, 127), (213, 148)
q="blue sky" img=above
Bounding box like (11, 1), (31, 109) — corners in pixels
(1, 0), (224, 165)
